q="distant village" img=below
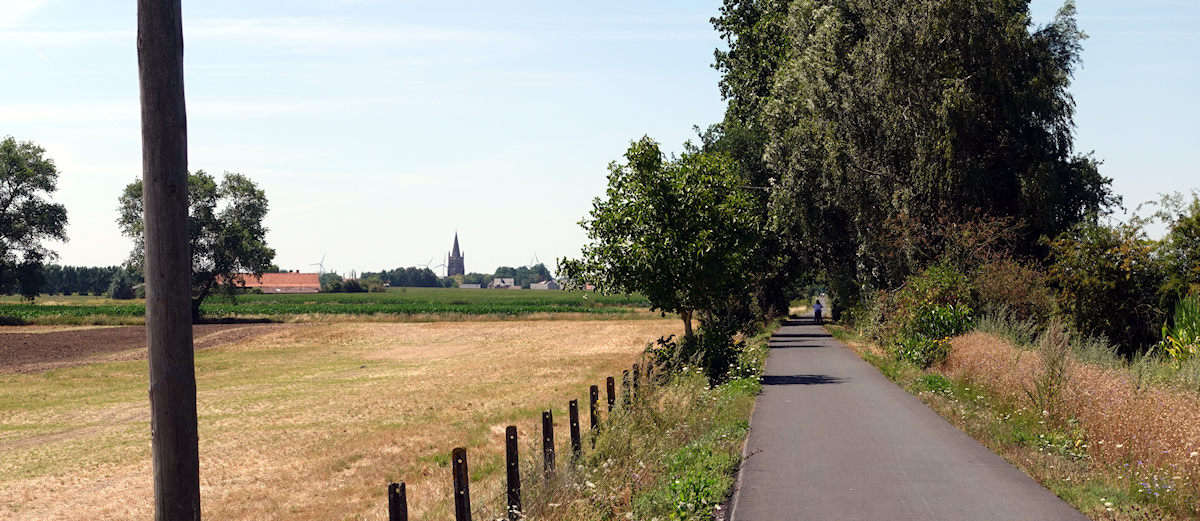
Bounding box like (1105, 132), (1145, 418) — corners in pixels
(233, 234), (562, 294)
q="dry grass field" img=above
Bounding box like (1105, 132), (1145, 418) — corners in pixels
(0, 319), (681, 520)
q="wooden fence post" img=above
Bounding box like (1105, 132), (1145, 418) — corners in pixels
(621, 369), (630, 407)
(452, 447), (472, 521)
(606, 377), (615, 412)
(542, 410), (556, 479)
(632, 363), (640, 401)
(588, 385), (599, 433)
(569, 399), (582, 460)
(387, 482), (408, 521)
(505, 426), (521, 521)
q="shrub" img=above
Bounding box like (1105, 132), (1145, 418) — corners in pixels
(972, 257), (1055, 324)
(1046, 220), (1166, 355)
(895, 304), (974, 368)
(888, 263), (975, 368)
(1160, 293), (1200, 364)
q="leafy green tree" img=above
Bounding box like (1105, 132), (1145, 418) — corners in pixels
(118, 170), (274, 320)
(107, 268), (141, 300)
(742, 0), (1116, 309)
(1146, 192), (1200, 299)
(361, 274), (386, 292)
(319, 272), (344, 292)
(560, 137), (759, 377)
(709, 1), (818, 319)
(462, 272), (492, 286)
(0, 137), (68, 300)
(1046, 220), (1165, 354)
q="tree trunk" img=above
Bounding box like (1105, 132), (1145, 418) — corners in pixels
(138, 1), (200, 519)
(681, 309), (694, 338)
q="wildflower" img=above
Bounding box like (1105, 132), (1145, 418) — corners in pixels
(1191, 451), (1199, 458)
(1116, 443), (1124, 449)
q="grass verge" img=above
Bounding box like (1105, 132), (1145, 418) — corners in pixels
(499, 326), (769, 520)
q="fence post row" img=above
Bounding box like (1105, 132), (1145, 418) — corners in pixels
(606, 376), (616, 412)
(569, 399), (582, 460)
(387, 482), (408, 521)
(505, 426), (522, 521)
(452, 447), (472, 521)
(542, 410), (556, 479)
(388, 369), (657, 516)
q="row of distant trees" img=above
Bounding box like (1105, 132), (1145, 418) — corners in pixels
(13, 260), (556, 297)
(320, 263), (557, 292)
(460, 263), (553, 288)
(37, 265), (129, 296)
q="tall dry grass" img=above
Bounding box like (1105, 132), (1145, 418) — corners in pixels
(943, 332), (1200, 513)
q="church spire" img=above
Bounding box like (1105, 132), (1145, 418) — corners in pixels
(447, 232), (465, 276)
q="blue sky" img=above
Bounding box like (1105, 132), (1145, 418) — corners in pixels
(1, 1), (1196, 276)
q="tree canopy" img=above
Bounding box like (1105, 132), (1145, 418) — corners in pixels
(0, 137), (68, 300)
(708, 0), (1116, 312)
(118, 170), (274, 320)
(561, 137), (759, 339)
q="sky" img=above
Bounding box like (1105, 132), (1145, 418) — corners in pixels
(1, 1), (1197, 276)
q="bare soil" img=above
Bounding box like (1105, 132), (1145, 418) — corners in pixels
(0, 323), (296, 374)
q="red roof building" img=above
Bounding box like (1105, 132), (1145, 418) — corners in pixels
(229, 272), (320, 293)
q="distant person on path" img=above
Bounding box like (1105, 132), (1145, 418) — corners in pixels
(813, 299), (823, 324)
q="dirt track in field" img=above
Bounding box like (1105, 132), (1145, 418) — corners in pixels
(0, 323), (296, 374)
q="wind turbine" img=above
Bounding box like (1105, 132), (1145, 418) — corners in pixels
(310, 254), (327, 275)
(418, 257), (447, 277)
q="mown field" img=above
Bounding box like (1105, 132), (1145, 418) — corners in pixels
(0, 319), (682, 520)
(0, 288), (652, 324)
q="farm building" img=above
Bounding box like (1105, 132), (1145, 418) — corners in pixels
(228, 271), (320, 293)
(460, 283), (482, 289)
(490, 278), (518, 289)
(530, 280), (561, 290)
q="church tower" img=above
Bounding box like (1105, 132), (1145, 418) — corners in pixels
(447, 233), (465, 276)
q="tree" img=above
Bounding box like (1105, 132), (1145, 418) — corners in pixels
(1146, 191), (1200, 300)
(1047, 219), (1165, 354)
(320, 272), (344, 292)
(560, 137), (759, 376)
(0, 137), (68, 300)
(107, 267), (140, 300)
(741, 0), (1116, 310)
(118, 170), (274, 320)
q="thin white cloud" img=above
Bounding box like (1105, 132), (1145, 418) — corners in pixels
(0, 100), (136, 124)
(189, 97), (404, 119)
(0, 28), (127, 46)
(0, 0), (55, 28)
(184, 17), (531, 50)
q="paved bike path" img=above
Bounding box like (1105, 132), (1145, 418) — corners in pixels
(729, 318), (1089, 521)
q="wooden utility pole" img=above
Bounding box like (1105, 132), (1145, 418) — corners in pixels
(138, 1), (200, 519)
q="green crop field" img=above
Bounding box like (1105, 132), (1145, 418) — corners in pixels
(0, 287), (652, 324)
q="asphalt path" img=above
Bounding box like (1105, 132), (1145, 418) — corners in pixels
(728, 318), (1090, 521)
